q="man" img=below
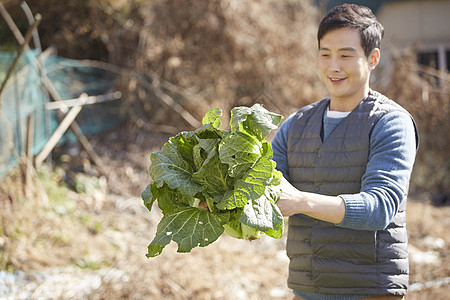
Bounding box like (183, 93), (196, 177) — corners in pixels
(272, 4), (418, 300)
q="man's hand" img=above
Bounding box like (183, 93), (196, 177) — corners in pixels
(277, 176), (306, 216)
(198, 201), (209, 211)
(277, 176), (346, 224)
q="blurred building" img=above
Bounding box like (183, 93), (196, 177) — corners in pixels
(377, 0), (450, 74)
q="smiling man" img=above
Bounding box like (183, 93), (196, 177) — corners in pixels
(272, 4), (419, 300)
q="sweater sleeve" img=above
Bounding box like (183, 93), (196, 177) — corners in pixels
(272, 113), (295, 181)
(337, 111), (417, 230)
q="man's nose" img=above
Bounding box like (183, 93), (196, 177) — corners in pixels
(328, 56), (340, 72)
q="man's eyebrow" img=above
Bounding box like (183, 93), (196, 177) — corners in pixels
(319, 46), (357, 52)
(338, 47), (357, 52)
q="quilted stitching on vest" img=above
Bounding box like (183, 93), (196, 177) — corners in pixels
(285, 91), (409, 295)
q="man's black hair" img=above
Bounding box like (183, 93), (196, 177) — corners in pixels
(317, 4), (384, 57)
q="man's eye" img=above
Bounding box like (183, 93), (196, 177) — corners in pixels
(321, 54), (330, 58)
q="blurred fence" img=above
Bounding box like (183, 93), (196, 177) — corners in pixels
(0, 49), (123, 180)
(0, 49), (48, 179)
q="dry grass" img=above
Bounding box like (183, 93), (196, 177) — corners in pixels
(1, 126), (449, 299)
(14, 0), (327, 125)
(0, 166), (117, 273)
(379, 48), (450, 192)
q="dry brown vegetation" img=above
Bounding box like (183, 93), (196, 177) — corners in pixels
(1, 0), (449, 299)
(8, 0), (327, 122)
(1, 126), (449, 299)
(383, 48), (450, 192)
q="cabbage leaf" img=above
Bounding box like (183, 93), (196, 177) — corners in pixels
(142, 104), (284, 257)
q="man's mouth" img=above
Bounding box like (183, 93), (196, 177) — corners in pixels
(329, 77), (346, 83)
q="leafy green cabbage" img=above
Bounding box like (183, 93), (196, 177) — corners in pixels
(141, 104), (284, 257)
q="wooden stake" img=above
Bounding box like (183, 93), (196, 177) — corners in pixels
(0, 11), (41, 105)
(44, 91), (121, 110)
(69, 121), (108, 177)
(25, 114), (34, 200)
(35, 105), (82, 167)
(0, 3), (26, 45)
(148, 78), (202, 129)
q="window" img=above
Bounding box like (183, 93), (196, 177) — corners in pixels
(417, 51), (439, 69)
(446, 50), (450, 71)
(416, 44), (450, 87)
(417, 44), (450, 72)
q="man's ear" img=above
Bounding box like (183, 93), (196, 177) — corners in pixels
(368, 48), (380, 71)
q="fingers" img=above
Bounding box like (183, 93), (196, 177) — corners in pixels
(198, 201), (209, 211)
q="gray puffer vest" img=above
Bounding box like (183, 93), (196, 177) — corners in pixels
(286, 91), (415, 295)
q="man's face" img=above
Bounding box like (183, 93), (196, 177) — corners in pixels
(318, 27), (377, 108)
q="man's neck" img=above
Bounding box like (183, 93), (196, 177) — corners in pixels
(329, 86), (370, 112)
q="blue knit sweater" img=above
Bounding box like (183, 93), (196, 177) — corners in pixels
(272, 105), (417, 300)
